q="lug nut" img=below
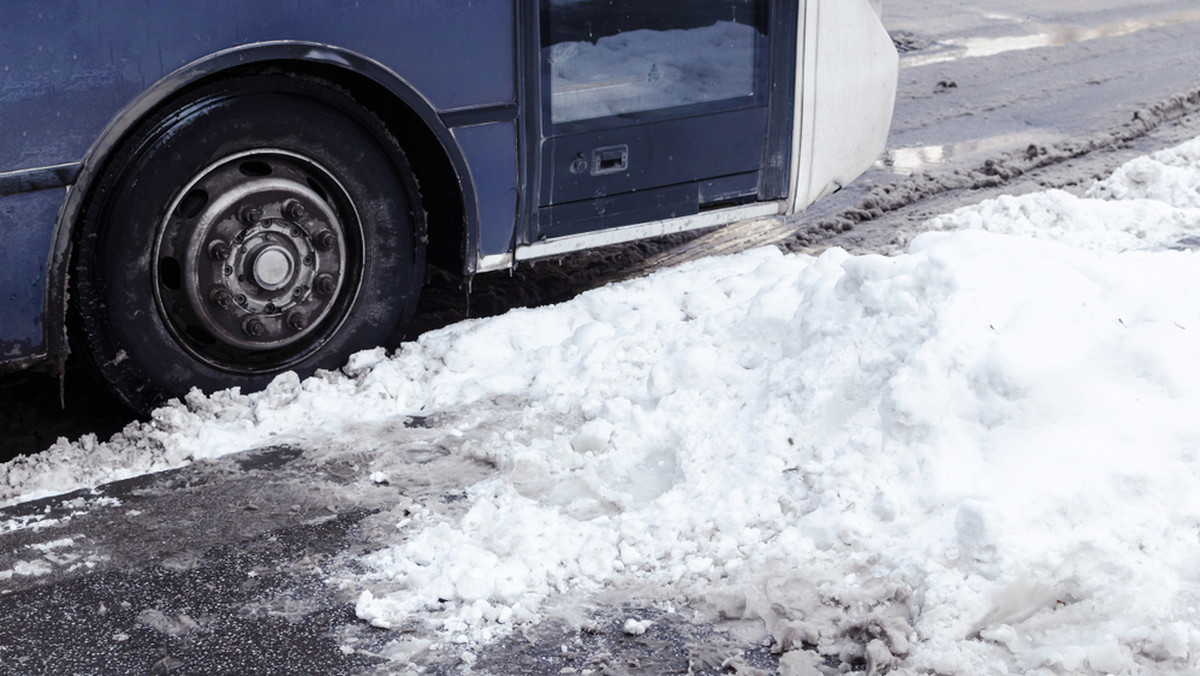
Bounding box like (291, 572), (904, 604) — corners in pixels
(242, 317), (266, 338)
(283, 199), (307, 222)
(315, 231), (336, 251)
(208, 239), (231, 261)
(209, 288), (234, 310)
(239, 205), (263, 226)
(286, 312), (309, 331)
(315, 274), (337, 297)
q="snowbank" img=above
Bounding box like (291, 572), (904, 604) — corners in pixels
(7, 137), (1200, 674)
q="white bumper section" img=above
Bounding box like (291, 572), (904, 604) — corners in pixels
(788, 0), (899, 214)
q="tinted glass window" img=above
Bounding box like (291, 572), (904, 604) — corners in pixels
(542, 0), (769, 125)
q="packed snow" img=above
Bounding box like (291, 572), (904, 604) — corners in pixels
(6, 137), (1200, 673)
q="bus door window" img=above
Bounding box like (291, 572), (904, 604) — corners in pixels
(534, 0), (775, 239)
(541, 0), (769, 127)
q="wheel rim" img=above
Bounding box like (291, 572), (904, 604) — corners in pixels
(153, 149), (361, 373)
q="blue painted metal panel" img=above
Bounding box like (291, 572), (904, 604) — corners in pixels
(451, 123), (520, 258)
(0, 0), (515, 170)
(0, 1), (518, 363)
(0, 190), (60, 359)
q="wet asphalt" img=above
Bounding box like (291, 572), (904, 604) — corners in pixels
(0, 447), (392, 675)
(0, 444), (787, 676)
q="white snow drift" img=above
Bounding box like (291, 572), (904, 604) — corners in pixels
(6, 137), (1200, 674)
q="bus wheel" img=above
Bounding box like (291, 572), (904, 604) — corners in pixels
(73, 74), (425, 415)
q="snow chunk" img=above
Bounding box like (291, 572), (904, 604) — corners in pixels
(623, 618), (652, 635)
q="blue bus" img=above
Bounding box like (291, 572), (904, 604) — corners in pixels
(0, 0), (896, 413)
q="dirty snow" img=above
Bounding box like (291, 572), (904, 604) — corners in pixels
(6, 137), (1200, 673)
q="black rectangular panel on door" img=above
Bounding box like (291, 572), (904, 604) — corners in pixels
(533, 0), (774, 239)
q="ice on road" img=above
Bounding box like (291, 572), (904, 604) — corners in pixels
(7, 137), (1200, 674)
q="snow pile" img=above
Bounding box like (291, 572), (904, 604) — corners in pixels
(925, 137), (1200, 252)
(357, 240), (1200, 670)
(6, 137), (1200, 673)
(1089, 137), (1200, 208)
(356, 138), (1200, 672)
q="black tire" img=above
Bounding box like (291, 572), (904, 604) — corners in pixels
(73, 73), (426, 414)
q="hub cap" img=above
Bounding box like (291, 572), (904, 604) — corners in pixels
(153, 150), (360, 371)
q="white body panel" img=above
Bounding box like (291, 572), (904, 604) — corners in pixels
(788, 0), (898, 214)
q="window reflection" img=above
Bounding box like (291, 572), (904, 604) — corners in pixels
(543, 0), (768, 125)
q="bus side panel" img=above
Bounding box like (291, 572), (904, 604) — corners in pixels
(0, 190), (61, 362)
(451, 123), (521, 260)
(0, 1), (516, 172)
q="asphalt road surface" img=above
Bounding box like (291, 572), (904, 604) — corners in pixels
(3, 2), (1200, 673)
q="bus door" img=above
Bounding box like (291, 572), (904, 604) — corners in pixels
(530, 0), (795, 241)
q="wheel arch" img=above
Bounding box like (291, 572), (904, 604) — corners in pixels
(51, 41), (476, 367)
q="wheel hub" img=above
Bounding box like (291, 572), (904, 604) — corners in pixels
(154, 150), (357, 367)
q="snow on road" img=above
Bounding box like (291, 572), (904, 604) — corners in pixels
(7, 138), (1200, 673)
